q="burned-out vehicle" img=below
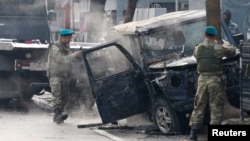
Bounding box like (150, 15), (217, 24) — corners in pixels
(82, 10), (244, 133)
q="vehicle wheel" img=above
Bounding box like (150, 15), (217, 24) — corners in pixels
(21, 89), (35, 100)
(152, 97), (180, 133)
(22, 87), (43, 100)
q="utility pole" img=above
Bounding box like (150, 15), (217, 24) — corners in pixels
(71, 0), (75, 30)
(124, 0), (138, 23)
(206, 0), (221, 41)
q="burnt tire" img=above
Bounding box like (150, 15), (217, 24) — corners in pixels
(152, 97), (180, 133)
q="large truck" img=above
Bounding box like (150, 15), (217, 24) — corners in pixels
(0, 0), (54, 100)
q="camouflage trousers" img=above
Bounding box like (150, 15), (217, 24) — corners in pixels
(189, 75), (224, 129)
(49, 76), (70, 111)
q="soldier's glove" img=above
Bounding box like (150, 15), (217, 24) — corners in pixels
(222, 39), (232, 48)
(73, 50), (83, 59)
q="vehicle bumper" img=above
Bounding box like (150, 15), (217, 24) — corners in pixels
(0, 91), (20, 99)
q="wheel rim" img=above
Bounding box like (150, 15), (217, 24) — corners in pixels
(155, 106), (171, 133)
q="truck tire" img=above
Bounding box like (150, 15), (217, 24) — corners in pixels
(22, 86), (47, 100)
(152, 97), (180, 133)
(21, 89), (35, 100)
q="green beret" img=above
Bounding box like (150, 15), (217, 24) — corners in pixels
(59, 29), (74, 36)
(205, 26), (217, 36)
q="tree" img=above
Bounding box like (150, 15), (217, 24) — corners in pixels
(124, 0), (138, 23)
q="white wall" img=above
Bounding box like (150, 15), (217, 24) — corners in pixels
(189, 0), (205, 10)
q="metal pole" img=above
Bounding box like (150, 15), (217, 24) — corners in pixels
(175, 0), (179, 11)
(45, 0), (48, 12)
(239, 40), (244, 121)
(71, 0), (75, 30)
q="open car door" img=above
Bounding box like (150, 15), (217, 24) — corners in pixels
(82, 41), (153, 124)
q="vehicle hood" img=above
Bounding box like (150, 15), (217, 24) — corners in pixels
(149, 56), (197, 69)
(148, 50), (240, 70)
(113, 10), (205, 35)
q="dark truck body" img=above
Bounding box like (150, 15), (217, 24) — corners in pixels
(0, 0), (100, 100)
(0, 0), (51, 99)
(81, 10), (245, 133)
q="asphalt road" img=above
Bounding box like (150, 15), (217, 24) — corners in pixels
(0, 93), (208, 141)
(0, 99), (114, 141)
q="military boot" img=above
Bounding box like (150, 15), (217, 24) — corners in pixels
(189, 129), (198, 141)
(53, 108), (68, 124)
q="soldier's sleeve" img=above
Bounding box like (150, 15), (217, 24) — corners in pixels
(193, 45), (199, 59)
(222, 44), (236, 57)
(50, 45), (75, 63)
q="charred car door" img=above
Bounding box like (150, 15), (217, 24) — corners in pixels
(82, 41), (153, 124)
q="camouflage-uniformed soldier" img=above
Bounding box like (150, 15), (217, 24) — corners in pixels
(47, 29), (82, 124)
(189, 26), (236, 141)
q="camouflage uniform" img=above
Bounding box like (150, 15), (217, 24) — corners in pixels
(47, 40), (76, 111)
(189, 39), (236, 129)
